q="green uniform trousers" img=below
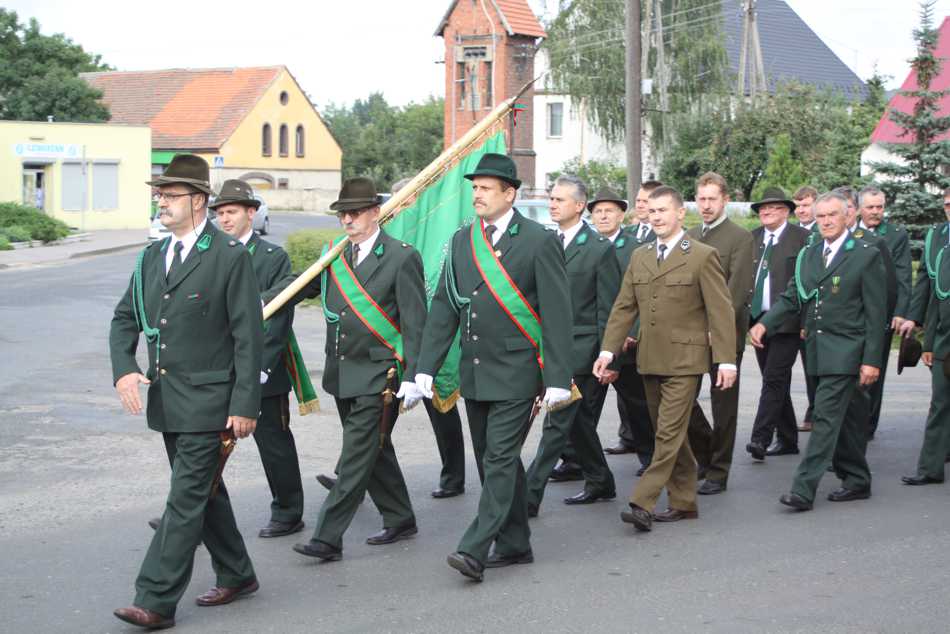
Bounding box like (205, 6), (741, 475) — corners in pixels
(867, 330), (893, 436)
(135, 431), (255, 618)
(792, 375), (871, 503)
(459, 398), (534, 563)
(313, 395), (415, 550)
(802, 345), (817, 423)
(525, 374), (615, 510)
(687, 351), (744, 484)
(633, 375), (701, 513)
(253, 393), (304, 523)
(423, 399), (466, 492)
(914, 364), (950, 480)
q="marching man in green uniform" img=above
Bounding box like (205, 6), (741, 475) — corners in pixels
(900, 191), (950, 486)
(594, 186), (737, 532)
(212, 179), (310, 538)
(415, 154), (573, 581)
(524, 175), (620, 516)
(275, 177), (428, 561)
(590, 187), (655, 473)
(750, 191), (887, 510)
(110, 155), (263, 629)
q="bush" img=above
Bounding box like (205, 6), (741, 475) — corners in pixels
(0, 236), (11, 251)
(0, 202), (71, 243)
(1, 224), (32, 243)
(285, 228), (342, 273)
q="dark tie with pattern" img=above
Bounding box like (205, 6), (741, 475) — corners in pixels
(657, 243), (667, 266)
(823, 246), (832, 268)
(751, 234), (774, 319)
(484, 224), (496, 245)
(701, 225), (710, 238)
(639, 225), (648, 241)
(167, 241), (183, 280)
(348, 243), (359, 267)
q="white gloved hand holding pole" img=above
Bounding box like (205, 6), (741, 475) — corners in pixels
(396, 381), (424, 410)
(542, 386), (572, 409)
(414, 373), (434, 399)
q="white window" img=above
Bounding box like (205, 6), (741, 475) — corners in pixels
(93, 162), (119, 210)
(62, 162), (85, 210)
(547, 102), (564, 138)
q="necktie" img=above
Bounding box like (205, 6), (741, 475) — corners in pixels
(350, 243), (360, 266)
(823, 246), (833, 268)
(639, 225), (648, 241)
(657, 243), (667, 266)
(751, 234), (774, 319)
(484, 224), (496, 245)
(701, 225), (710, 238)
(558, 232), (566, 248)
(167, 241), (184, 280)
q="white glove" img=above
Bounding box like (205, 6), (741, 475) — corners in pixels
(260, 371), (269, 384)
(414, 373), (434, 399)
(396, 381), (423, 410)
(542, 387), (572, 409)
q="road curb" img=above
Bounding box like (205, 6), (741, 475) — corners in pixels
(69, 242), (147, 259)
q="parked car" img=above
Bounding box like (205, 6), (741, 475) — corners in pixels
(514, 198), (556, 230)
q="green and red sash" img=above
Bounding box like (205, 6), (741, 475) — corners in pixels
(469, 221), (544, 368)
(328, 238), (404, 374)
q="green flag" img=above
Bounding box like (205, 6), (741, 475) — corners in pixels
(385, 131), (507, 410)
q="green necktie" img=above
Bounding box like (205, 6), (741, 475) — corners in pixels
(750, 233), (774, 319)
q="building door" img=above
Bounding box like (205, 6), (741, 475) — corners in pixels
(22, 164), (48, 212)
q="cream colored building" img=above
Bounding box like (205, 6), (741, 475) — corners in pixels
(0, 121), (151, 231)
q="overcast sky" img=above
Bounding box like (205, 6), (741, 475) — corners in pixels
(5, 0), (947, 108)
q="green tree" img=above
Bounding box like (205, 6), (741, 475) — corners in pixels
(870, 1), (950, 240)
(550, 156), (629, 198)
(322, 93), (444, 191)
(0, 9), (111, 121)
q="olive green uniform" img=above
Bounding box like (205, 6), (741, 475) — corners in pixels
(110, 223), (262, 618)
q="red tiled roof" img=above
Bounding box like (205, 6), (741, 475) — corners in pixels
(81, 66), (283, 150)
(435, 0), (546, 38)
(870, 16), (950, 144)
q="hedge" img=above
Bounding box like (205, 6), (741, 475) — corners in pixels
(285, 228), (342, 273)
(0, 235), (11, 251)
(0, 202), (71, 243)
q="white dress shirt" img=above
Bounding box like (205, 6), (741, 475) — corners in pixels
(351, 226), (381, 266)
(701, 212), (727, 235)
(823, 230), (850, 266)
(165, 218), (208, 274)
(482, 208), (514, 246)
(634, 222), (651, 242)
(656, 229), (686, 258)
(557, 219), (584, 250)
(607, 228), (623, 243)
(238, 229), (254, 246)
(758, 221), (788, 313)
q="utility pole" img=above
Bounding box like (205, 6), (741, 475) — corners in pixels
(737, 0), (767, 97)
(626, 0), (642, 199)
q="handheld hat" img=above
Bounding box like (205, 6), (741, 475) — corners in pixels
(464, 153), (521, 190)
(897, 336), (922, 375)
(329, 177), (383, 213)
(146, 154), (212, 195)
(587, 187), (628, 212)
(752, 187), (795, 214)
(209, 179), (260, 210)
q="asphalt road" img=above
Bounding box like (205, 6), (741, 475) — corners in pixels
(2, 218), (949, 633)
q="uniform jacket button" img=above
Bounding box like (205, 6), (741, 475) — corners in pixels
(472, 335), (479, 341)
(160, 318), (167, 325)
(163, 294), (170, 300)
(474, 358), (480, 365)
(160, 368), (167, 375)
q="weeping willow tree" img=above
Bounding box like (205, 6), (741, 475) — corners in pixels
(543, 0), (729, 160)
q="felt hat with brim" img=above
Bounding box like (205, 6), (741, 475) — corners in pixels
(329, 177), (383, 213)
(209, 179), (260, 210)
(752, 187), (795, 214)
(464, 153), (521, 190)
(898, 335), (922, 375)
(146, 154), (212, 194)
(587, 187), (628, 212)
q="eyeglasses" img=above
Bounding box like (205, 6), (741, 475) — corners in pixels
(335, 209), (371, 219)
(153, 192), (195, 203)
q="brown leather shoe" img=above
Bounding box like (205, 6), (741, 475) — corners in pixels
(604, 442), (634, 455)
(798, 420), (813, 432)
(653, 508), (698, 522)
(113, 606), (175, 629)
(195, 579), (259, 607)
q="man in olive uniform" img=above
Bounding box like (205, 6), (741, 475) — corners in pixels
(110, 155), (263, 629)
(212, 179), (306, 537)
(524, 176), (620, 516)
(272, 177), (428, 561)
(856, 186), (913, 437)
(751, 192), (887, 511)
(900, 190), (950, 485)
(686, 172), (755, 495)
(589, 187), (655, 472)
(594, 186), (737, 532)
(415, 153), (573, 581)
(746, 188), (811, 459)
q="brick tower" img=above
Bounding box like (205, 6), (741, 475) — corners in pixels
(435, 0), (546, 192)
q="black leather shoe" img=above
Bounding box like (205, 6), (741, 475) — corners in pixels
(746, 442), (766, 461)
(316, 474), (336, 491)
(147, 517), (161, 531)
(485, 549), (534, 568)
(366, 523), (418, 545)
(293, 540), (342, 561)
(447, 551), (484, 582)
(636, 465), (648, 477)
(697, 479), (726, 495)
(259, 519), (304, 538)
(604, 442), (635, 455)
(431, 487), (464, 499)
(766, 443), (799, 456)
(902, 474), (944, 486)
(548, 462), (583, 482)
(527, 504), (539, 518)
(827, 487), (870, 502)
(564, 489), (616, 505)
(620, 504), (652, 531)
(779, 492), (813, 511)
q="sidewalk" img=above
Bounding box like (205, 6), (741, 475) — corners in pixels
(0, 229), (146, 270)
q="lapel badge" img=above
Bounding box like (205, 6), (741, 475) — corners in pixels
(680, 238), (691, 252)
(508, 223), (520, 237)
(832, 274), (841, 294)
(196, 234), (213, 251)
(576, 231), (588, 245)
(853, 229), (864, 239)
(616, 237), (626, 248)
(844, 239), (854, 251)
(374, 243), (384, 257)
(495, 249), (502, 257)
